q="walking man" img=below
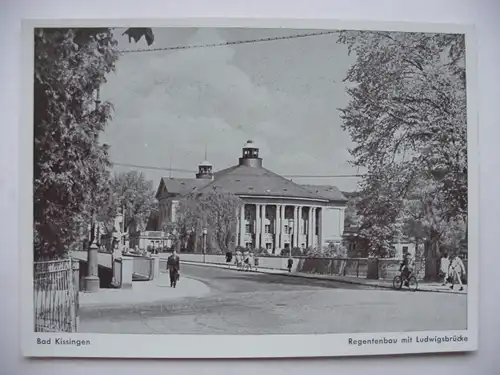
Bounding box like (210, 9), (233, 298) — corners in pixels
(448, 253), (466, 291)
(440, 252), (450, 286)
(167, 250), (181, 288)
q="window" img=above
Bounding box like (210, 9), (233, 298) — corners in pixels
(402, 246), (409, 254)
(245, 224), (251, 234)
(265, 224), (271, 234)
(266, 243), (272, 250)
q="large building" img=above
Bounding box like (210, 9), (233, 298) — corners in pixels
(155, 141), (348, 254)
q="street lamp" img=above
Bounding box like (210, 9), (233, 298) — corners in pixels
(288, 218), (294, 258)
(202, 228), (208, 263)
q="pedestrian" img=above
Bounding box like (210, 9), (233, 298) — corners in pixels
(448, 253), (466, 291)
(254, 253), (259, 270)
(440, 252), (450, 286)
(167, 249), (181, 287)
(287, 257), (293, 273)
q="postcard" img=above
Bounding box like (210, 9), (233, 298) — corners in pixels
(21, 18), (478, 358)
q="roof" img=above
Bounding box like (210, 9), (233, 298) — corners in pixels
(301, 184), (348, 202)
(199, 160), (212, 167)
(161, 178), (211, 195)
(243, 140), (259, 149)
(196, 164), (328, 201)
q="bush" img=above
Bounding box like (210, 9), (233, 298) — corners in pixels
(280, 247), (303, 257)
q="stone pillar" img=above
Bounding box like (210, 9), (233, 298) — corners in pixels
(84, 240), (100, 292)
(255, 204), (261, 249)
(292, 205), (299, 248)
(308, 206), (313, 248)
(261, 204), (267, 250)
(297, 206), (303, 247)
(312, 207), (317, 250)
(274, 205), (280, 253)
(152, 254), (160, 279)
(280, 205), (286, 250)
(239, 204), (245, 247)
(121, 256), (134, 289)
(317, 207), (323, 249)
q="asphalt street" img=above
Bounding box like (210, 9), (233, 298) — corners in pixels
(79, 264), (467, 335)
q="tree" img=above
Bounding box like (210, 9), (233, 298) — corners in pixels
(171, 191), (243, 253)
(34, 28), (154, 260)
(337, 31), (467, 264)
(101, 171), (157, 235)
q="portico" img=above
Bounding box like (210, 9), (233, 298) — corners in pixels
(236, 201), (323, 253)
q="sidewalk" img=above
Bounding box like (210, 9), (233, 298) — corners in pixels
(79, 272), (211, 308)
(182, 260), (467, 295)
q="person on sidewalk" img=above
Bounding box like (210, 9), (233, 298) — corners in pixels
(439, 252), (450, 286)
(287, 257), (293, 273)
(167, 250), (181, 288)
(448, 253), (466, 291)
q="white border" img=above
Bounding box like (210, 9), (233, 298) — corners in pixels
(20, 18), (478, 359)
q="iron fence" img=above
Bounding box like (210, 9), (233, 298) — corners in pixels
(33, 259), (80, 332)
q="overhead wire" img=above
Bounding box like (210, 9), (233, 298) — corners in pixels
(118, 30), (339, 54)
(111, 162), (364, 179)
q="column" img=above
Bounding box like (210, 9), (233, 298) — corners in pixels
(307, 206), (313, 248)
(317, 207), (322, 248)
(292, 205), (299, 248)
(261, 204), (267, 249)
(312, 207), (317, 249)
(274, 205), (280, 253)
(239, 204), (245, 247)
(84, 222), (100, 292)
(280, 205), (286, 250)
(297, 206), (303, 247)
(255, 204), (261, 249)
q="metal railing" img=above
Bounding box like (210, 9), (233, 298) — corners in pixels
(33, 259), (80, 332)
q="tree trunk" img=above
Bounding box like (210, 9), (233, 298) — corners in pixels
(424, 230), (441, 281)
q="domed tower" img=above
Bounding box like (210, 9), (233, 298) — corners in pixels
(238, 140), (262, 168)
(196, 146), (213, 179)
(196, 160), (213, 179)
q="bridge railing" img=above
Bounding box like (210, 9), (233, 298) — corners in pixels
(125, 254), (154, 281)
(33, 258), (79, 333)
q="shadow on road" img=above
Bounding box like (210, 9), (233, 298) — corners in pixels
(208, 272), (368, 290)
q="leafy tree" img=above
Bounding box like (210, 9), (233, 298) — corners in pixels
(198, 191), (243, 254)
(169, 191), (243, 253)
(101, 171), (157, 234)
(337, 30), (467, 265)
(34, 27), (154, 260)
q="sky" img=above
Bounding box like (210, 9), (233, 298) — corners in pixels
(100, 27), (362, 192)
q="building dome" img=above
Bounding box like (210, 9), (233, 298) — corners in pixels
(199, 160), (213, 167)
(243, 140), (258, 149)
(239, 140), (262, 167)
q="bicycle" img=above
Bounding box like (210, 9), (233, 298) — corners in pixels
(392, 270), (418, 291)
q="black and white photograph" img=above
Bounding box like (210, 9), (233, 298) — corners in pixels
(21, 19), (478, 358)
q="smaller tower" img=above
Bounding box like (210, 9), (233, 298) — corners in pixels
(196, 160), (213, 179)
(196, 145), (213, 179)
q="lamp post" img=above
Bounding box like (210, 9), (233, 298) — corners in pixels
(202, 228), (208, 263)
(288, 218), (294, 258)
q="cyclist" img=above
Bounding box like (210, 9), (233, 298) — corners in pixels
(399, 252), (413, 286)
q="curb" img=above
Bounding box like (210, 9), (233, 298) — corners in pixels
(181, 261), (467, 295)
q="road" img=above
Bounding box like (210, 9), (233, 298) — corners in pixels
(79, 264), (467, 335)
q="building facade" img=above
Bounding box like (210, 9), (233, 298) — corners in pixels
(155, 141), (348, 254)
